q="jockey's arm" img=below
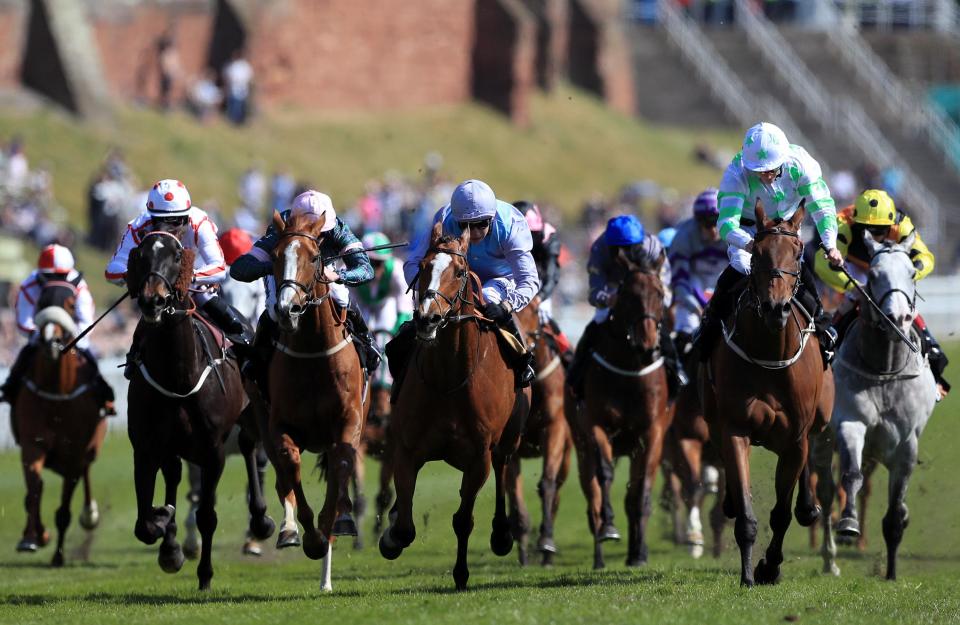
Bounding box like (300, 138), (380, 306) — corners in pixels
(796, 157), (838, 251)
(329, 222), (373, 286)
(230, 224), (278, 283)
(814, 220), (854, 293)
(658, 250), (673, 308)
(538, 235), (562, 301)
(717, 169), (752, 251)
(191, 218), (227, 286)
(900, 216), (935, 280)
(503, 223), (540, 312)
(74, 281), (95, 348)
(587, 239), (614, 307)
(667, 229), (703, 306)
(14, 278), (36, 336)
(104, 223), (138, 286)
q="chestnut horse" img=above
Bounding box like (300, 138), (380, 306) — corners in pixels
(379, 224), (532, 590)
(126, 230), (274, 590)
(568, 250), (672, 569)
(14, 286), (106, 566)
(266, 210), (366, 587)
(510, 296), (573, 566)
(701, 202), (832, 586)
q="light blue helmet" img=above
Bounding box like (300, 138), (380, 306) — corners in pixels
(604, 215), (646, 246)
(450, 179), (497, 222)
(657, 227), (677, 248)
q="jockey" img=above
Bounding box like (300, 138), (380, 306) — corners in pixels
(229, 190), (380, 376)
(566, 214), (687, 398)
(695, 122), (844, 364)
(106, 179), (255, 378)
(667, 188), (727, 357)
(814, 188), (948, 396)
(513, 200), (572, 359)
(1, 244), (115, 415)
(398, 179), (540, 387)
(354, 231), (413, 337)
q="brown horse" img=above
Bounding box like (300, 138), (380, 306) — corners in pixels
(126, 230), (273, 590)
(266, 210), (366, 574)
(510, 296), (573, 566)
(569, 250), (672, 569)
(701, 202), (832, 586)
(14, 290), (106, 566)
(378, 223), (532, 590)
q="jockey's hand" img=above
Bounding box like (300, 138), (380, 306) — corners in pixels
(322, 266), (341, 283)
(482, 301), (512, 323)
(595, 289), (617, 309)
(826, 247), (844, 268)
(745, 240), (755, 254)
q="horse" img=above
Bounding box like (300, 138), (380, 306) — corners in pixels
(125, 229), (274, 590)
(810, 230), (936, 580)
(701, 201), (832, 586)
(14, 284), (106, 566)
(508, 296), (573, 566)
(359, 329), (397, 548)
(568, 248), (672, 569)
(378, 223), (532, 590)
(265, 209), (366, 591)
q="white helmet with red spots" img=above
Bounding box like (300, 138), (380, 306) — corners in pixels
(37, 244), (75, 273)
(146, 179), (192, 217)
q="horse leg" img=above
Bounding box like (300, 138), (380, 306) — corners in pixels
(810, 429), (840, 576)
(836, 420), (867, 538)
(352, 442), (367, 550)
(721, 433), (757, 587)
(374, 436), (394, 537)
(595, 428), (620, 542)
(857, 460), (876, 552)
(133, 451), (168, 545)
(379, 447), (422, 560)
(51, 475), (80, 567)
(755, 439), (807, 585)
(329, 441), (359, 538)
(183, 462), (201, 559)
(626, 425), (666, 567)
(239, 433), (275, 541)
(452, 454), (492, 590)
(883, 437), (918, 581)
(505, 455), (529, 565)
(157, 456), (185, 574)
(537, 424), (567, 565)
(573, 431), (606, 570)
(276, 482), (301, 549)
(709, 467), (727, 558)
(78, 465), (100, 531)
(490, 448), (515, 557)
(196, 453), (225, 591)
(276, 432), (327, 560)
(679, 438), (706, 558)
(18, 450), (48, 551)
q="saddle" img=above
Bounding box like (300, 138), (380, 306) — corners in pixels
(466, 272), (527, 360)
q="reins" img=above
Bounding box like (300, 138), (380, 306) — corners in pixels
(592, 269), (666, 378)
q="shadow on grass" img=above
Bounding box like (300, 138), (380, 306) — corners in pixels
(399, 568), (670, 595)
(2, 589), (365, 607)
(0, 560), (120, 570)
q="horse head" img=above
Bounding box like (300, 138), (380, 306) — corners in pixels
(611, 248), (665, 355)
(33, 306), (78, 362)
(272, 209), (329, 333)
(863, 229), (917, 338)
(414, 221), (471, 342)
(750, 199), (805, 332)
(129, 231), (195, 324)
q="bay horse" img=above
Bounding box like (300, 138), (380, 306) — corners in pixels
(14, 286), (106, 566)
(568, 249), (672, 569)
(510, 296), (573, 566)
(378, 223), (532, 590)
(810, 230), (935, 580)
(126, 230), (274, 590)
(361, 329), (397, 547)
(701, 201), (832, 586)
(266, 209), (366, 590)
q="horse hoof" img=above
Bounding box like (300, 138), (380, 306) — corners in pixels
(837, 517), (861, 537)
(276, 528), (301, 549)
(599, 524), (621, 542)
(39, 531), (51, 547)
(159, 543), (185, 574)
(183, 534), (201, 560)
(332, 514), (358, 537)
(453, 565), (469, 591)
(51, 552), (64, 567)
(79, 501), (100, 530)
(836, 533), (856, 547)
(242, 540), (263, 557)
(823, 562), (841, 577)
(754, 558), (782, 585)
(16, 539), (39, 553)
(795, 504), (821, 527)
(379, 532), (404, 561)
(135, 520), (163, 546)
(537, 536), (558, 554)
(199, 578), (212, 592)
(353, 537), (364, 551)
(301, 532), (329, 561)
(690, 544), (704, 559)
(593, 561), (606, 571)
(250, 515), (276, 541)
(490, 526), (514, 557)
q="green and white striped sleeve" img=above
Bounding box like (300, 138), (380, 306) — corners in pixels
(792, 153), (837, 250)
(717, 157), (752, 250)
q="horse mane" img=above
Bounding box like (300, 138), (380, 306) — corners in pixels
(286, 210), (326, 235)
(173, 248), (196, 298)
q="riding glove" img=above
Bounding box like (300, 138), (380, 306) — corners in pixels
(482, 302), (511, 322)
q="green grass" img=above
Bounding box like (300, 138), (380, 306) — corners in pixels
(0, 346), (958, 625)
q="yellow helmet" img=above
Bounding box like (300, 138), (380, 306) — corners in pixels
(853, 189), (896, 226)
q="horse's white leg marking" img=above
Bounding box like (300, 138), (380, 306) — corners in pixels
(687, 505), (704, 559)
(837, 420), (868, 520)
(278, 240), (301, 311)
(320, 544), (333, 592)
(281, 497), (297, 533)
(419, 253), (452, 317)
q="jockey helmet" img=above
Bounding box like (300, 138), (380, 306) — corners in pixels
(37, 244), (74, 274)
(657, 227), (677, 248)
(605, 215), (645, 247)
(147, 179), (192, 217)
(450, 179), (497, 223)
(362, 231), (392, 261)
(853, 189), (897, 226)
(219, 228), (254, 265)
(693, 187), (719, 218)
(513, 200), (544, 232)
(741, 122), (789, 172)
(291, 190), (337, 232)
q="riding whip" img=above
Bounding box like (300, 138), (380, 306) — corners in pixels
(323, 241), (409, 264)
(60, 292), (130, 353)
(818, 243), (919, 353)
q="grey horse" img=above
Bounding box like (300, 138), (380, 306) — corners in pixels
(811, 230), (937, 580)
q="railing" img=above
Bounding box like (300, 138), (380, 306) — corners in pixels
(831, 0), (957, 32)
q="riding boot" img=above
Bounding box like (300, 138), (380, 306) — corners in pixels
(385, 321), (417, 404)
(915, 317), (950, 396)
(345, 301), (382, 375)
(0, 343), (37, 405)
(495, 313), (535, 388)
(201, 295), (256, 355)
(79, 347), (116, 416)
(798, 263), (834, 367)
(566, 321), (602, 399)
(831, 305), (859, 347)
(660, 324), (688, 399)
(693, 265), (744, 363)
(245, 312), (277, 402)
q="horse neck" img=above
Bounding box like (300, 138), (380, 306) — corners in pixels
(735, 301), (801, 362)
(856, 315), (912, 372)
(141, 310), (203, 387)
(31, 344), (79, 394)
(419, 284), (483, 384)
(289, 286), (345, 349)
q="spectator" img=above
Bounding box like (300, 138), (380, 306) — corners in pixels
(87, 150), (137, 252)
(4, 137), (28, 194)
(187, 69), (222, 123)
(156, 31), (181, 111)
(269, 170), (296, 214)
(829, 169), (857, 206)
(223, 49), (254, 125)
(238, 165), (266, 220)
(219, 228), (265, 327)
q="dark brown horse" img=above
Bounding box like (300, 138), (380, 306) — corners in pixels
(378, 223), (532, 590)
(14, 288), (106, 566)
(510, 296), (573, 566)
(701, 202), (833, 586)
(126, 230), (273, 590)
(569, 250), (672, 569)
(361, 328), (397, 546)
(266, 210), (366, 584)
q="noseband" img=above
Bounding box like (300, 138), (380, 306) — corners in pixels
(750, 227), (804, 303)
(612, 269), (665, 351)
(866, 246), (917, 324)
(139, 231), (187, 315)
(276, 230), (334, 309)
(417, 248), (472, 328)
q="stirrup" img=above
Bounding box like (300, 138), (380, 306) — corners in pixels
(101, 401), (117, 417)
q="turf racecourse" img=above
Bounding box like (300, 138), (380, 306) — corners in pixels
(0, 349), (958, 624)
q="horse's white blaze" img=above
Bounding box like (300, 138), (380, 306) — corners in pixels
(320, 546), (333, 592)
(42, 323), (55, 342)
(420, 253), (452, 317)
(278, 240), (301, 310)
(151, 239), (164, 254)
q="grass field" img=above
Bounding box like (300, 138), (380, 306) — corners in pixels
(0, 343), (958, 625)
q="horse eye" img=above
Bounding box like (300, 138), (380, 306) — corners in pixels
(456, 270), (466, 278)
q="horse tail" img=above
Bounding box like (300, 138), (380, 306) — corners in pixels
(314, 450), (329, 481)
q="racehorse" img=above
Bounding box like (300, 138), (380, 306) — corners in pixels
(14, 284), (106, 566)
(265, 209), (366, 589)
(701, 201), (832, 586)
(126, 230), (274, 590)
(379, 223), (532, 590)
(568, 249), (672, 569)
(358, 329), (396, 549)
(510, 297), (573, 566)
(810, 230), (935, 580)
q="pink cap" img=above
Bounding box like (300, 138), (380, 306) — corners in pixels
(523, 204), (544, 232)
(291, 190), (336, 232)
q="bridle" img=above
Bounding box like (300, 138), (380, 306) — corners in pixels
(610, 269), (665, 352)
(138, 231), (191, 319)
(749, 226), (804, 306)
(415, 248), (474, 329)
(864, 246), (917, 326)
(275, 230), (335, 313)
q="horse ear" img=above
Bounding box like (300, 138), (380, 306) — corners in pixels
(430, 220), (444, 245)
(616, 246), (639, 272)
(459, 223), (471, 248)
(788, 198), (806, 231)
(272, 210), (286, 233)
(899, 230), (916, 252)
(308, 210), (327, 236)
(862, 229), (883, 257)
(754, 198), (766, 229)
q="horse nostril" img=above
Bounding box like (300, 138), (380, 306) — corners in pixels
(429, 314), (441, 324)
(760, 301), (773, 313)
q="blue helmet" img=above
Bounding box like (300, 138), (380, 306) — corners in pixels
(657, 227), (677, 248)
(604, 215), (645, 246)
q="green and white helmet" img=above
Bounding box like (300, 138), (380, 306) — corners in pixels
(741, 122), (789, 172)
(362, 231), (392, 261)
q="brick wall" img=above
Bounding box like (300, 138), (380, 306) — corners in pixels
(472, 0), (536, 125)
(0, 3), (26, 91)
